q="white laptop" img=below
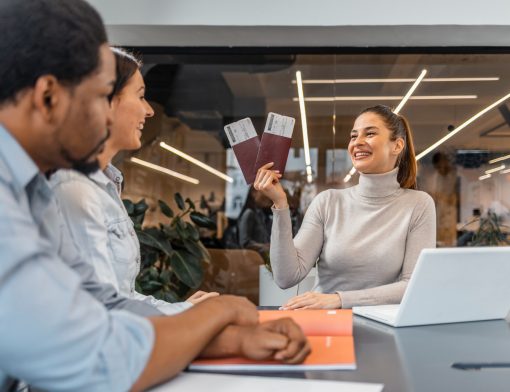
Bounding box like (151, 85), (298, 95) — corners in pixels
(353, 247), (510, 327)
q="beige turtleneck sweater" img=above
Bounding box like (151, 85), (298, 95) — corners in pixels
(270, 168), (436, 308)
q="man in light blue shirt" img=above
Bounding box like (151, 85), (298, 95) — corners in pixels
(0, 1), (310, 391)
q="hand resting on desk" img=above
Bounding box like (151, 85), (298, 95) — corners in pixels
(281, 292), (342, 310)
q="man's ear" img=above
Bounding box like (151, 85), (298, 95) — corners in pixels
(32, 75), (60, 121)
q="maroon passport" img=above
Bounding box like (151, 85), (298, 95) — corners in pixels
(253, 112), (295, 175)
(224, 118), (260, 184)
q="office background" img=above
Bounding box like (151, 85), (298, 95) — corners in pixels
(86, 0), (510, 301)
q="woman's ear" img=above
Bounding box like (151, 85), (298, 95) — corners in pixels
(393, 137), (405, 156)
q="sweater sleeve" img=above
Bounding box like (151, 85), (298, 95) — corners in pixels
(340, 193), (437, 308)
(270, 192), (327, 289)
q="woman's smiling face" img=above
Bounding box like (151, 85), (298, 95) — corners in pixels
(348, 111), (404, 174)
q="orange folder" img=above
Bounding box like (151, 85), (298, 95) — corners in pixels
(190, 309), (356, 372)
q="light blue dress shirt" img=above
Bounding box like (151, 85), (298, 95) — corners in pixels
(50, 166), (192, 315)
(0, 125), (155, 391)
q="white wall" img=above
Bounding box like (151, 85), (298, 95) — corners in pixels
(88, 0), (510, 26)
(86, 0), (510, 47)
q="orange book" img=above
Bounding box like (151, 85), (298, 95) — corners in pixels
(190, 309), (356, 371)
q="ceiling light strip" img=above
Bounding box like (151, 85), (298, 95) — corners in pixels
(485, 164), (505, 174)
(159, 142), (233, 183)
(500, 168), (510, 174)
(416, 92), (510, 161)
(489, 153), (510, 164)
(130, 157), (200, 185)
(294, 77), (499, 84)
(479, 174), (491, 181)
(292, 95), (476, 102)
(296, 70), (313, 183)
(394, 70), (427, 114)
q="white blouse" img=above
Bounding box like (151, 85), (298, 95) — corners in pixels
(50, 165), (192, 315)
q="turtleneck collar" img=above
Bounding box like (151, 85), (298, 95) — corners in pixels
(356, 167), (401, 198)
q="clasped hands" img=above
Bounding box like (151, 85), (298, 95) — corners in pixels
(210, 296), (311, 364)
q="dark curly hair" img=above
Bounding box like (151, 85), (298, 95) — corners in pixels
(0, 0), (107, 105)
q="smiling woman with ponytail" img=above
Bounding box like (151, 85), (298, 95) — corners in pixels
(255, 104), (436, 310)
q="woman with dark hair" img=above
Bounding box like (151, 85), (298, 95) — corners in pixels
(255, 105), (436, 309)
(237, 186), (273, 261)
(50, 48), (217, 314)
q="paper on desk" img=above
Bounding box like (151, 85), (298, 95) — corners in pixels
(150, 372), (384, 392)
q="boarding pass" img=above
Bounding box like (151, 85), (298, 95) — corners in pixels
(224, 118), (258, 146)
(263, 112), (295, 138)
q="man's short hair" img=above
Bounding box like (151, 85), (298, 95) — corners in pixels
(0, 0), (107, 105)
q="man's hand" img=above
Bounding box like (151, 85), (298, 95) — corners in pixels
(238, 318), (311, 364)
(203, 295), (259, 326)
(281, 292), (342, 310)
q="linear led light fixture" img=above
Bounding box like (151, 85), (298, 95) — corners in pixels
(293, 77), (499, 84)
(394, 70), (428, 114)
(500, 168), (510, 174)
(296, 70), (313, 183)
(479, 173), (491, 181)
(130, 157), (200, 185)
(416, 91), (510, 161)
(292, 95), (476, 102)
(485, 164), (505, 174)
(159, 142), (233, 183)
(489, 153), (510, 164)
(346, 69), (427, 182)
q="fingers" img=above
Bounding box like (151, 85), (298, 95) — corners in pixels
(187, 291), (220, 305)
(262, 319), (311, 364)
(253, 163), (282, 191)
(281, 292), (313, 310)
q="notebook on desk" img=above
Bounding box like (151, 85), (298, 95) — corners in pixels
(353, 247), (510, 327)
(189, 309), (356, 371)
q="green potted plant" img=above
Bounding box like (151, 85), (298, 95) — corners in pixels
(123, 193), (217, 302)
(470, 211), (510, 246)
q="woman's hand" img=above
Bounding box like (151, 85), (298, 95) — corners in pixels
(253, 162), (287, 209)
(186, 290), (220, 305)
(280, 292), (342, 310)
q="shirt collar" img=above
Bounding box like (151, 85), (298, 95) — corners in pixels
(89, 163), (123, 194)
(0, 124), (40, 195)
(356, 167), (401, 198)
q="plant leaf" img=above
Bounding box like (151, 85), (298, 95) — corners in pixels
(174, 192), (185, 210)
(122, 199), (134, 215)
(170, 250), (204, 289)
(185, 222), (200, 241)
(183, 239), (203, 259)
(134, 199), (149, 215)
(138, 230), (174, 258)
(200, 195), (208, 210)
(185, 197), (196, 210)
(190, 211), (217, 230)
(158, 199), (174, 218)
